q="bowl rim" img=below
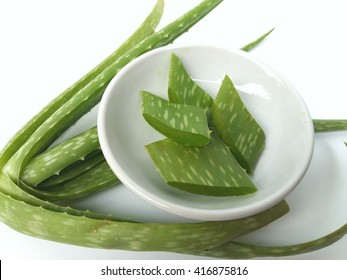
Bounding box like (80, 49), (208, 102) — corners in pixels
(97, 44), (314, 221)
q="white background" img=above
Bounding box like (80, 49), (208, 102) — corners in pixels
(0, 0), (346, 260)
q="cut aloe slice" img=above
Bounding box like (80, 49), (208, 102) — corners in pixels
(168, 53), (213, 110)
(145, 133), (257, 196)
(212, 75), (265, 173)
(140, 91), (210, 146)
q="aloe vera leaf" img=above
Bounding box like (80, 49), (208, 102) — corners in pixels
(20, 126), (100, 187)
(313, 119), (347, 132)
(3, 82), (105, 184)
(0, 0), (164, 172)
(240, 28), (275, 52)
(195, 224), (347, 259)
(21, 161), (120, 202)
(0, 172), (128, 222)
(37, 151), (106, 188)
(3, 0), (224, 185)
(168, 53), (213, 109)
(0, 183), (288, 251)
(212, 75), (265, 174)
(146, 133), (257, 196)
(140, 91), (210, 146)
(0, 166), (288, 252)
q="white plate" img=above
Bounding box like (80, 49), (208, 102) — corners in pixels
(98, 45), (314, 221)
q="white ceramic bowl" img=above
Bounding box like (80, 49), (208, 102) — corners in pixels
(98, 45), (314, 221)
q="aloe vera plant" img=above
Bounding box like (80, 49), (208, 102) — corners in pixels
(140, 90), (211, 146)
(2, 0), (280, 255)
(212, 75), (265, 173)
(1, 0), (346, 259)
(146, 133), (257, 196)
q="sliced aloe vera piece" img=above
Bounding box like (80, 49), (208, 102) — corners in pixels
(168, 53), (213, 109)
(145, 133), (257, 196)
(140, 91), (210, 146)
(212, 75), (265, 173)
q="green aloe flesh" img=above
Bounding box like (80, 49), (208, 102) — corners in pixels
(168, 53), (213, 109)
(140, 91), (211, 146)
(212, 75), (265, 173)
(145, 134), (257, 196)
